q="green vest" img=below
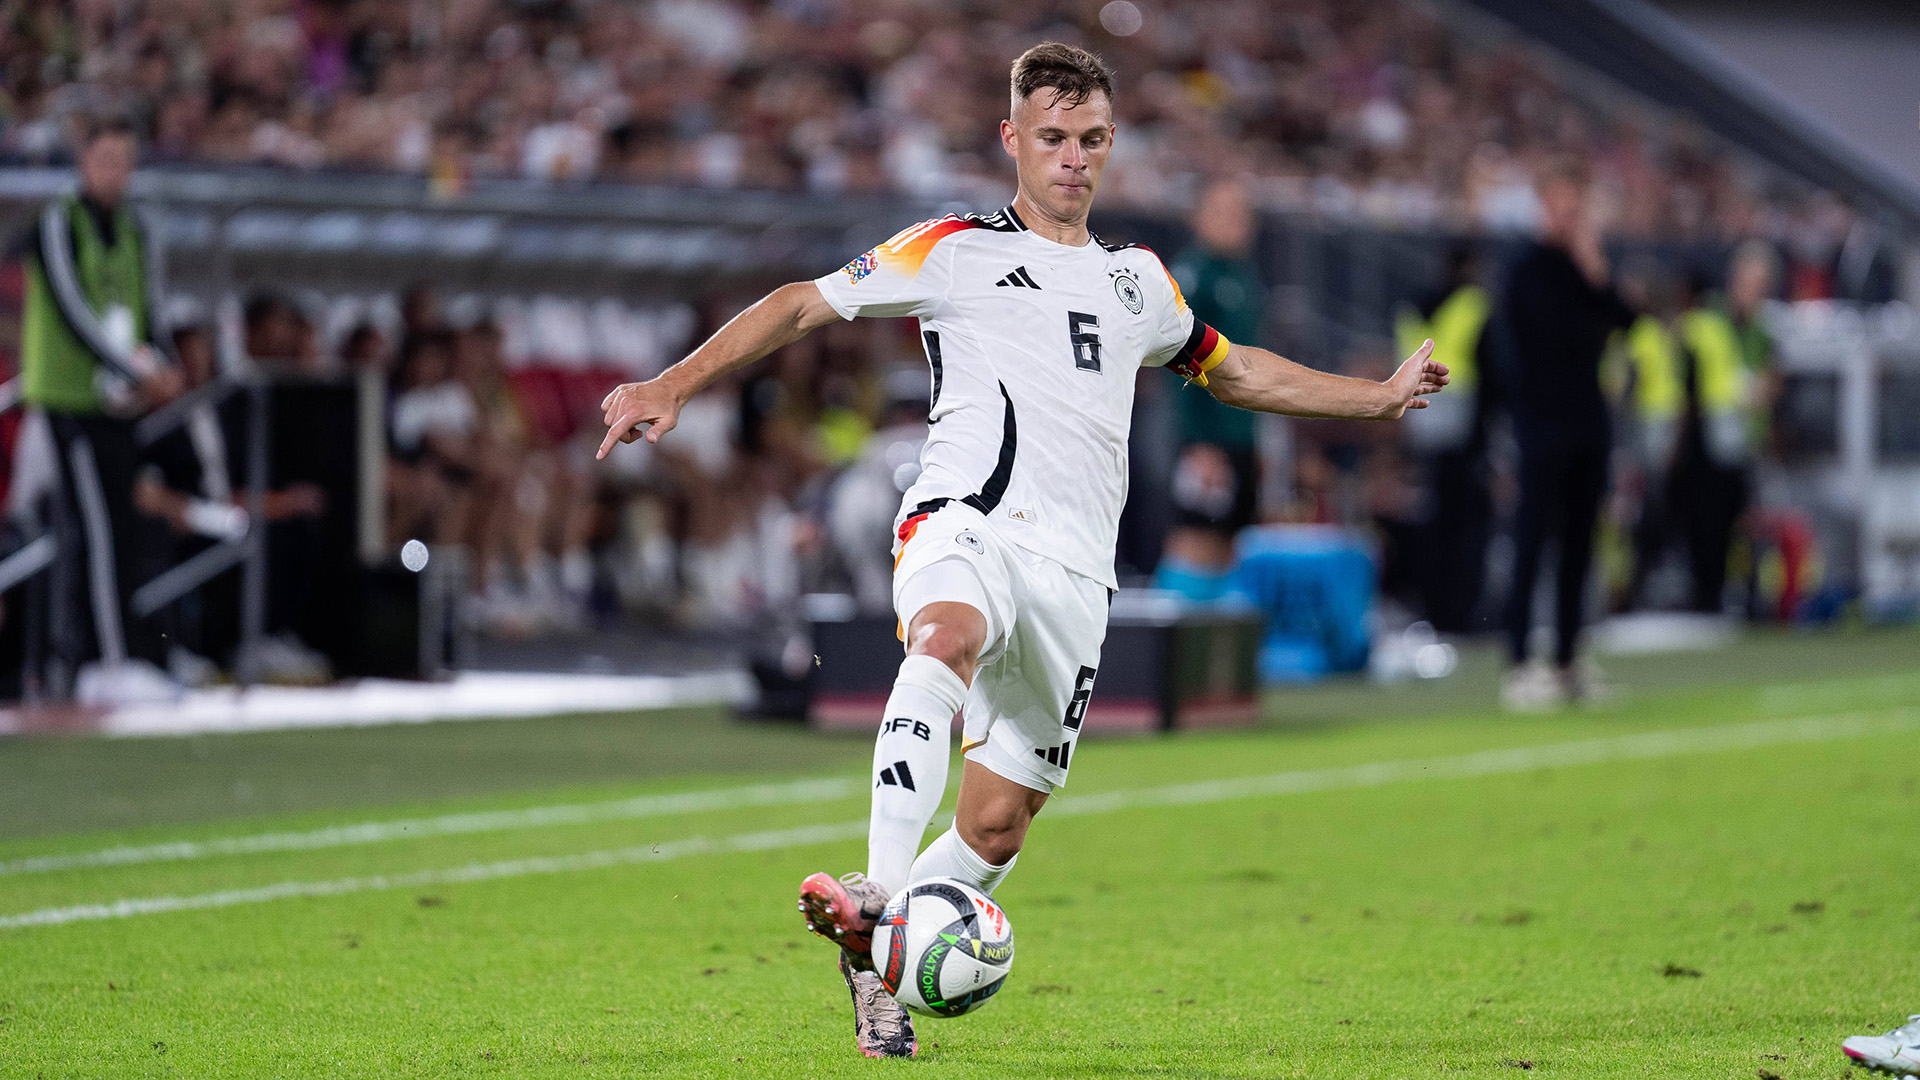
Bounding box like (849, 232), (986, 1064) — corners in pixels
(1396, 284), (1488, 391)
(22, 195), (149, 414)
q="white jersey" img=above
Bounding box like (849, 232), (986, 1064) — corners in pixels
(814, 205), (1230, 589)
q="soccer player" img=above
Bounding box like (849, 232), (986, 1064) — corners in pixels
(598, 43), (1448, 1058)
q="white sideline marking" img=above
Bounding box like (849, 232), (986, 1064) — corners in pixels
(3, 709), (1913, 931)
(0, 822), (870, 929)
(0, 777), (862, 878)
(1049, 709), (1920, 816)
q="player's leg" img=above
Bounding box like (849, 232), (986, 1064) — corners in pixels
(869, 600), (984, 890)
(911, 558), (1105, 896)
(797, 536), (1006, 1061)
(908, 757), (1047, 895)
(797, 592), (987, 956)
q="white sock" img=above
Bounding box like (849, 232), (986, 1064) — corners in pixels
(866, 654), (967, 895)
(908, 826), (1017, 896)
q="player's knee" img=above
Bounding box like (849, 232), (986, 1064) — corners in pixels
(959, 805), (1031, 867)
(905, 606), (986, 684)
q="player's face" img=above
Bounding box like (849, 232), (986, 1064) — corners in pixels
(1002, 89), (1114, 223)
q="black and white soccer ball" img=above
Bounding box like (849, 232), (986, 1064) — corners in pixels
(869, 877), (1014, 1017)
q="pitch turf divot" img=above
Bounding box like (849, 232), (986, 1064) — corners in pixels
(0, 777), (862, 878)
(2, 708), (1913, 931)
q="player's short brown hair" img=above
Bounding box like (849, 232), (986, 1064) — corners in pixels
(1010, 43), (1113, 109)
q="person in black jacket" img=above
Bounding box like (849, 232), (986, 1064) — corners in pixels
(1496, 158), (1633, 710)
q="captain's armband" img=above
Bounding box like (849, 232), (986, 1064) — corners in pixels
(1168, 321), (1231, 387)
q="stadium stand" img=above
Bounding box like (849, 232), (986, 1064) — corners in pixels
(0, 0), (1875, 248)
(0, 0), (1913, 698)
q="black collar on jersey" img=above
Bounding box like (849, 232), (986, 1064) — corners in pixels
(993, 202), (1138, 254)
(969, 205), (1028, 233)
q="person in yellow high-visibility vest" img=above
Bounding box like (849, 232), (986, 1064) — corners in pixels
(1671, 252), (1773, 613)
(1394, 245), (1497, 631)
(1613, 261), (1684, 610)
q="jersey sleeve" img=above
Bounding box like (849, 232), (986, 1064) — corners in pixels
(812, 216), (970, 321)
(1139, 255), (1231, 385)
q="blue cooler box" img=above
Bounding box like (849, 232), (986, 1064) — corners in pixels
(1230, 526), (1375, 682)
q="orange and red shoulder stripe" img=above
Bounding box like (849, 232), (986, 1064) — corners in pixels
(876, 216), (981, 276)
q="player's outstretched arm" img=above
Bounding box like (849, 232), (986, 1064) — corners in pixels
(598, 281), (841, 458)
(1204, 338), (1446, 420)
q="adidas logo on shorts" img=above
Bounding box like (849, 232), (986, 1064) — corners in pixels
(1032, 742), (1073, 769)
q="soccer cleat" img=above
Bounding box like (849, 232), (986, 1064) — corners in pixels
(798, 871), (890, 959)
(1844, 1015), (1920, 1075)
(839, 948), (916, 1058)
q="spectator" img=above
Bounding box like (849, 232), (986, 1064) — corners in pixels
(386, 329), (479, 549)
(0, 0), (1842, 251)
(134, 322), (328, 682)
(1495, 157), (1633, 711)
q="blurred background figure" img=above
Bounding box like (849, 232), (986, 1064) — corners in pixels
(1396, 244), (1496, 632)
(1157, 178), (1264, 603)
(11, 117), (181, 702)
(134, 318), (328, 684)
(1669, 266), (1759, 615)
(1496, 159), (1633, 711)
(1614, 256), (1687, 613)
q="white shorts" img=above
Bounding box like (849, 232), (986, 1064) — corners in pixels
(892, 501), (1109, 794)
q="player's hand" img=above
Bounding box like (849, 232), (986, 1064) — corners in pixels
(598, 378), (682, 459)
(1383, 338), (1447, 417)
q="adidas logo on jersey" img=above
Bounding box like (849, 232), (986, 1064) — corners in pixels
(994, 266), (1041, 289)
(876, 760), (917, 791)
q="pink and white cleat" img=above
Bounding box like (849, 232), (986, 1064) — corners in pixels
(1845, 1015), (1920, 1075)
(797, 871), (890, 959)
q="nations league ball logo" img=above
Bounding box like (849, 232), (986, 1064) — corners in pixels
(1113, 272), (1144, 314)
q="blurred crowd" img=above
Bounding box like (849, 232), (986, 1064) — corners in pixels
(0, 3), (1878, 700)
(137, 279), (941, 653)
(0, 0), (1867, 257)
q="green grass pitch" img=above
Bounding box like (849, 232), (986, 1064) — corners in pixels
(0, 628), (1916, 1078)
